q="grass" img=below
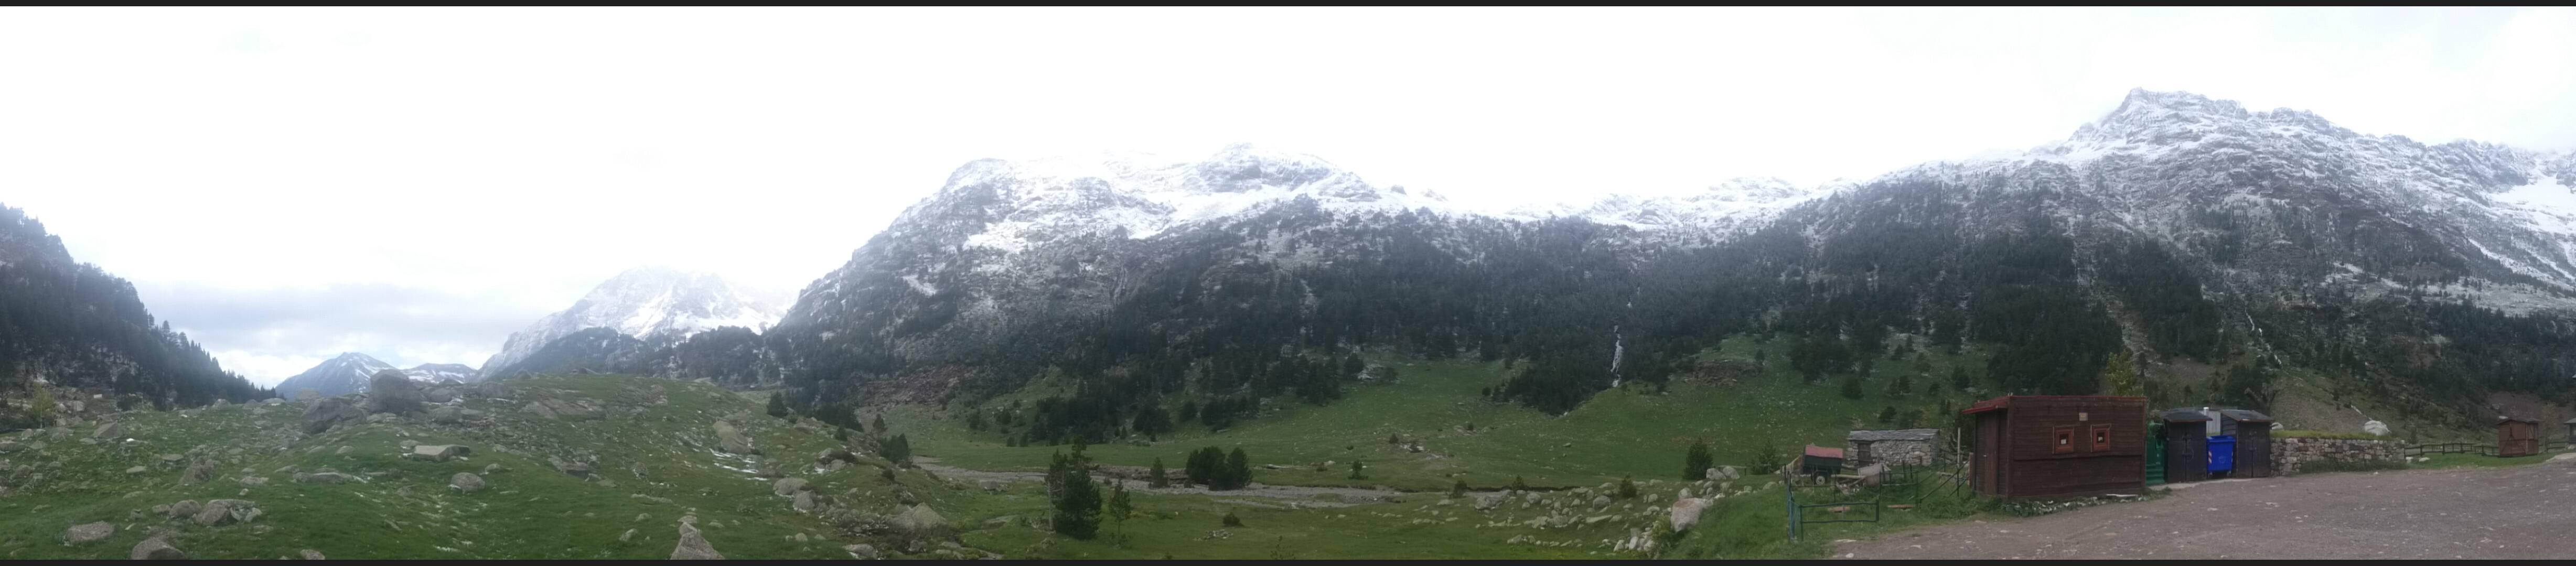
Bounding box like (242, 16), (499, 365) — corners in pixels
(2407, 448), (2566, 470)
(894, 336), (1993, 493)
(0, 374), (941, 560)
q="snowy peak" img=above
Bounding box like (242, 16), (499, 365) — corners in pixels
(923, 144), (1461, 253)
(1510, 177), (1831, 237)
(273, 352), (397, 397)
(403, 363), (477, 384)
(480, 267), (782, 378)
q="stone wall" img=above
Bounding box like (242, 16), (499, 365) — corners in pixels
(2271, 437), (2403, 475)
(1848, 439), (1934, 466)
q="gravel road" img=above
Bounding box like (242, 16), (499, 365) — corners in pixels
(1838, 454), (2576, 559)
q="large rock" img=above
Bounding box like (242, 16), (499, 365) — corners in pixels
(474, 381), (513, 399)
(299, 397), (366, 434)
(424, 388), (456, 404)
(671, 520), (724, 559)
(450, 472), (486, 493)
(1670, 497), (1711, 531)
(195, 499), (261, 526)
(162, 500), (203, 520)
(895, 504), (949, 535)
(65, 521), (114, 544)
(428, 406), (465, 424)
(713, 421), (757, 455)
(793, 491), (818, 512)
(181, 462), (217, 485)
(131, 535), (186, 560)
(362, 370), (427, 415)
(772, 477), (809, 497)
(410, 444), (471, 462)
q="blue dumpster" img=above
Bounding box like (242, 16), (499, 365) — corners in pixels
(2207, 434), (2236, 473)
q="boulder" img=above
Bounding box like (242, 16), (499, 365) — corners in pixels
(522, 401), (560, 420)
(125, 465), (147, 475)
(181, 462), (217, 485)
(91, 422), (125, 440)
(410, 444), (471, 462)
(195, 499), (261, 526)
(1670, 497), (1711, 531)
(66, 521), (114, 544)
(713, 421), (757, 455)
(300, 549), (325, 560)
(844, 544), (879, 559)
(163, 500), (203, 519)
(671, 520), (724, 559)
(978, 480), (1007, 493)
(0, 440), (17, 453)
(428, 406), (464, 424)
(620, 528), (637, 542)
(450, 472), (486, 493)
(474, 382), (513, 399)
(1707, 466), (1742, 481)
(792, 491), (818, 512)
(300, 397), (367, 434)
(772, 477), (809, 497)
(238, 476), (270, 487)
(895, 504), (949, 535)
(131, 535), (186, 560)
(362, 370), (427, 415)
(816, 448), (857, 466)
(550, 456), (594, 478)
(424, 388), (456, 404)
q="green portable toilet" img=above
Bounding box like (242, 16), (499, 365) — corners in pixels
(2144, 421), (2166, 487)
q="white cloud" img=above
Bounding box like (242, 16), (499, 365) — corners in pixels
(1, 7), (2568, 385)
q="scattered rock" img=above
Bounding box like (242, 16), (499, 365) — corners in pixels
(451, 472), (486, 493)
(550, 456), (594, 478)
(131, 535), (186, 560)
(66, 521), (114, 544)
(125, 466), (148, 475)
(522, 401), (560, 420)
(620, 528), (637, 542)
(895, 504), (949, 535)
(300, 549), (325, 560)
(772, 477), (810, 496)
(978, 480), (1007, 494)
(399, 439), (420, 449)
(91, 422), (125, 440)
(844, 544), (879, 559)
(792, 491), (818, 512)
(428, 406), (465, 424)
(181, 462), (217, 485)
(484, 463), (506, 474)
(300, 398), (367, 434)
(238, 476), (270, 487)
(294, 472), (360, 484)
(158, 454), (183, 464)
(335, 446), (352, 455)
(425, 388), (456, 404)
(411, 444), (471, 462)
(816, 448), (857, 466)
(195, 499), (261, 526)
(671, 520), (724, 559)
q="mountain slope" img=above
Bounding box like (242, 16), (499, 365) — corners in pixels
(0, 204), (267, 423)
(272, 352), (399, 398)
(765, 91), (2576, 439)
(480, 327), (652, 379)
(481, 267), (782, 379)
(404, 363), (478, 384)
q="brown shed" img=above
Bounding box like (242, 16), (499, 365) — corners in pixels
(1963, 395), (2149, 499)
(2219, 409), (2275, 478)
(2156, 409), (2210, 483)
(2498, 417), (2542, 458)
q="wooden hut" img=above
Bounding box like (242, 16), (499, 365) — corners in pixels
(2219, 409), (2274, 477)
(1963, 395), (2148, 499)
(2498, 417), (2542, 458)
(2156, 409), (2210, 483)
(2564, 418), (2576, 450)
(1799, 445), (1845, 477)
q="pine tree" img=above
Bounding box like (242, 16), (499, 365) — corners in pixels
(1951, 366), (1971, 391)
(1682, 440), (1714, 481)
(765, 393), (790, 418)
(1049, 450), (1103, 539)
(1226, 448), (1251, 490)
(1106, 480), (1133, 521)
(1877, 406), (1898, 425)
(1348, 459), (1365, 480)
(1149, 458), (1170, 488)
(1511, 475), (1530, 491)
(1839, 374), (1865, 400)
(871, 414), (888, 436)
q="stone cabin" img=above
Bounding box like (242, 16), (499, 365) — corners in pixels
(1847, 428), (1939, 466)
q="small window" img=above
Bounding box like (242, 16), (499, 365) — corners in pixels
(2091, 424), (2112, 451)
(2053, 426), (2075, 454)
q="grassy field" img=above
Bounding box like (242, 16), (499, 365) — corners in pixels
(0, 374), (943, 560)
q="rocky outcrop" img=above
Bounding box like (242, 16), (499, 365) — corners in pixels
(1669, 497), (1711, 531)
(410, 444), (471, 462)
(299, 397), (366, 434)
(194, 499), (260, 526)
(363, 370), (426, 415)
(671, 518), (724, 559)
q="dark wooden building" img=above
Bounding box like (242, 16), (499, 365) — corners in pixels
(2218, 409), (2274, 477)
(2156, 409), (2210, 483)
(2498, 417), (2542, 458)
(1963, 395), (2149, 499)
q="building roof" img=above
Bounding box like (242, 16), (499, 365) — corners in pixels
(1961, 395), (2150, 415)
(2158, 408), (2212, 422)
(2218, 409), (2273, 423)
(1804, 445), (1845, 460)
(2499, 416), (2542, 426)
(1848, 429), (1939, 441)
(2563, 417), (2576, 425)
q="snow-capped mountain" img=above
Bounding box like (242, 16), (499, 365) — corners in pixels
(402, 363), (478, 384)
(479, 267), (781, 379)
(274, 352), (398, 398)
(765, 90), (2576, 428)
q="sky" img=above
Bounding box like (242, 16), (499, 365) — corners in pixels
(3, 7), (2571, 386)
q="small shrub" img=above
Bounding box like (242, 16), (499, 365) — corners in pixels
(1749, 441), (1785, 475)
(1221, 510), (1243, 527)
(1450, 479), (1468, 498)
(1348, 459), (1365, 480)
(1510, 475), (1529, 491)
(1617, 476), (1639, 499)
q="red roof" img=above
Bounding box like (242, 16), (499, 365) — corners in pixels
(1960, 395), (2149, 415)
(1804, 445), (1844, 459)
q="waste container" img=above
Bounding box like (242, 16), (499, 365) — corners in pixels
(2207, 434), (2236, 475)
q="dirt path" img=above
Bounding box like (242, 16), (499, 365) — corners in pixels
(913, 457), (1402, 508)
(1837, 454), (2576, 559)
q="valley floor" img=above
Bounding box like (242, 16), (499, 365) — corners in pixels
(1837, 453), (2576, 560)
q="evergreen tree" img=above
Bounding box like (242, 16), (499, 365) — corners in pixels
(1511, 475), (1530, 491)
(1106, 480), (1133, 521)
(1617, 475), (1639, 499)
(766, 393), (790, 418)
(1348, 459), (1365, 480)
(1839, 374), (1865, 400)
(1951, 366), (1971, 391)
(1149, 458), (1169, 488)
(1682, 440), (1714, 481)
(1226, 448), (1252, 490)
(1876, 406), (1898, 425)
(883, 434), (913, 465)
(1049, 449), (1103, 539)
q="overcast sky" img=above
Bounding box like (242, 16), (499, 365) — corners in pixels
(3, 7), (2571, 386)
